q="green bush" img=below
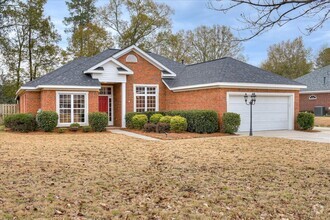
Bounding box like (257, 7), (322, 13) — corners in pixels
(143, 123), (156, 132)
(167, 110), (219, 133)
(156, 122), (170, 133)
(222, 112), (241, 134)
(57, 128), (66, 133)
(125, 111), (166, 128)
(150, 113), (163, 124)
(132, 114), (148, 129)
(4, 113), (37, 132)
(36, 111), (58, 132)
(159, 115), (172, 124)
(70, 123), (80, 128)
(82, 126), (92, 132)
(89, 112), (108, 132)
(170, 116), (188, 133)
(297, 112), (314, 130)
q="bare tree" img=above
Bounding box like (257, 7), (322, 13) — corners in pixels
(209, 0), (330, 40)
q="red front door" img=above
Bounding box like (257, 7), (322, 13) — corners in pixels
(99, 96), (108, 113)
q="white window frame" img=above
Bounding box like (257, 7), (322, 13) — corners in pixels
(133, 84), (159, 112)
(56, 91), (89, 127)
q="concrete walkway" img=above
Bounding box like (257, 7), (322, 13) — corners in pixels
(110, 129), (160, 141)
(238, 128), (330, 143)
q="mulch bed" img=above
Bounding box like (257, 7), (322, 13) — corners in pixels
(122, 128), (232, 140)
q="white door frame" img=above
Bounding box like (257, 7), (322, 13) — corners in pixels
(226, 92), (295, 130)
(99, 86), (114, 126)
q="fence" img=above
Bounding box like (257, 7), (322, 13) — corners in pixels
(0, 104), (19, 124)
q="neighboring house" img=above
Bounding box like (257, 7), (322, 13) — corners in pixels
(295, 65), (330, 113)
(17, 45), (305, 132)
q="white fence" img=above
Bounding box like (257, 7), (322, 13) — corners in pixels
(0, 104), (19, 124)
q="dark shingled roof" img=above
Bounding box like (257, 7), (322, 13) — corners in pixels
(23, 48), (303, 89)
(295, 65), (330, 91)
(163, 57), (303, 88)
(23, 49), (120, 87)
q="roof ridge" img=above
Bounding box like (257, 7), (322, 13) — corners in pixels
(187, 57), (229, 66)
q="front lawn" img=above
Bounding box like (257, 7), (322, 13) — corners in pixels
(0, 133), (329, 219)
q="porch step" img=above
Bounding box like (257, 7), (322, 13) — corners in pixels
(106, 126), (121, 131)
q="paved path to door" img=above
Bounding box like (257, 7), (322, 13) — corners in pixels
(238, 127), (330, 143)
(110, 129), (160, 141)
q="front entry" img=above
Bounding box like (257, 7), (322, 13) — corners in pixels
(99, 86), (114, 126)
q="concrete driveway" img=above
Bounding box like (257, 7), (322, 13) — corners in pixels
(238, 127), (330, 143)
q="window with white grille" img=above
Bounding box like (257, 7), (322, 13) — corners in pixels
(134, 85), (158, 112)
(57, 92), (88, 125)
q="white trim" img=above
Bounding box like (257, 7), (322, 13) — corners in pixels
(113, 45), (176, 77)
(226, 92), (295, 131)
(17, 85), (101, 95)
(121, 83), (126, 128)
(169, 82), (306, 92)
(56, 91), (89, 127)
(300, 90), (330, 94)
(133, 84), (159, 112)
(83, 57), (134, 75)
(99, 86), (114, 126)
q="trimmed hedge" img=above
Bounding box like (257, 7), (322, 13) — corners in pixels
(222, 112), (241, 134)
(170, 116), (188, 133)
(159, 116), (172, 124)
(143, 123), (156, 132)
(4, 113), (37, 132)
(297, 112), (314, 130)
(156, 122), (170, 133)
(166, 110), (219, 133)
(36, 111), (58, 132)
(82, 126), (92, 132)
(150, 113), (163, 124)
(126, 110), (219, 133)
(132, 114), (148, 129)
(89, 112), (108, 132)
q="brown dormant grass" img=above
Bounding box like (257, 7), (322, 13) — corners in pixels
(0, 132), (329, 219)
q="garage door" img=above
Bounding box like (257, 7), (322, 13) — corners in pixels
(227, 93), (293, 131)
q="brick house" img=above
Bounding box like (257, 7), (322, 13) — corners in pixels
(295, 65), (330, 114)
(17, 45), (305, 131)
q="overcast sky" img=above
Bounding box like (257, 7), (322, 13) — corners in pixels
(45, 0), (330, 66)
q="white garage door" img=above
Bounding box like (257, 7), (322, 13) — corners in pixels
(227, 93), (294, 132)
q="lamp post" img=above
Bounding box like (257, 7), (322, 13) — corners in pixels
(244, 93), (257, 136)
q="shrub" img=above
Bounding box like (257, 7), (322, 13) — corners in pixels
(143, 123), (156, 132)
(150, 113), (163, 124)
(57, 128), (66, 133)
(159, 115), (172, 124)
(36, 111), (58, 132)
(89, 112), (108, 132)
(222, 112), (241, 134)
(167, 110), (219, 133)
(69, 123), (80, 131)
(4, 113), (37, 132)
(132, 114), (148, 129)
(125, 111), (166, 128)
(297, 112), (314, 130)
(82, 126), (92, 132)
(170, 116), (188, 133)
(156, 122), (170, 133)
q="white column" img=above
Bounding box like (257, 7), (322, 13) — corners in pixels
(121, 82), (126, 128)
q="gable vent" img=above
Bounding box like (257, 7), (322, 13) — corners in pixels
(126, 54), (138, 63)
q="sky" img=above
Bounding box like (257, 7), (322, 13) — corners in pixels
(44, 0), (330, 66)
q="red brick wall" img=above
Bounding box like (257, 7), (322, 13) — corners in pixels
(300, 93), (330, 112)
(166, 88), (300, 129)
(19, 91), (41, 114)
(113, 83), (122, 127)
(117, 51), (167, 113)
(19, 90), (99, 114)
